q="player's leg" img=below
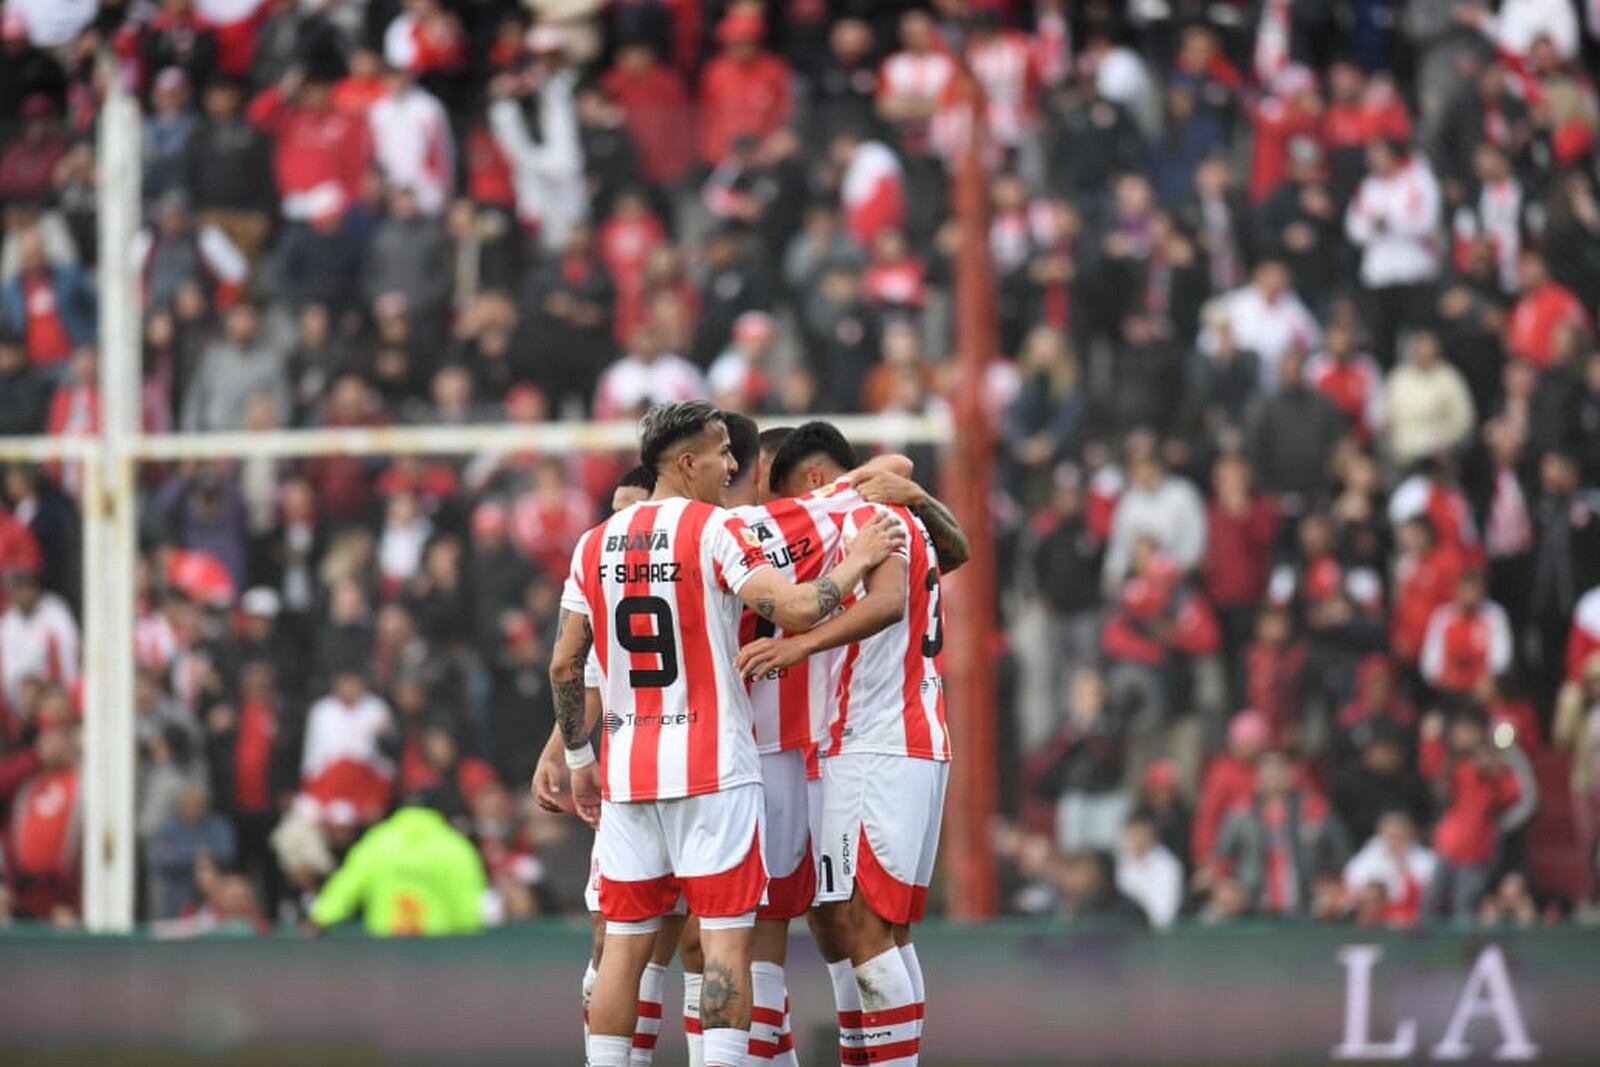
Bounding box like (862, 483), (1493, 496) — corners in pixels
(632, 913), (684, 1066)
(751, 749), (813, 1067)
(812, 753), (926, 1067)
(680, 916), (706, 1067)
(592, 800), (678, 1067)
(585, 848), (606, 1060)
(671, 783), (768, 1067)
(892, 759), (948, 1063)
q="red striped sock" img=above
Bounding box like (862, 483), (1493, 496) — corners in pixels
(749, 961), (787, 1063)
(827, 959), (863, 1066)
(850, 949), (919, 1067)
(631, 962), (666, 1066)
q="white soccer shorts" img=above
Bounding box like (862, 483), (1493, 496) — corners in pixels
(815, 752), (949, 924)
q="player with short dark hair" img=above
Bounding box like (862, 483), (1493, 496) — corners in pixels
(737, 419), (969, 1067)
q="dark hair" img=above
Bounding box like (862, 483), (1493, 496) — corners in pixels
(766, 420), (856, 493)
(758, 426), (794, 457)
(722, 411), (760, 482)
(617, 465), (656, 492)
(638, 401), (724, 472)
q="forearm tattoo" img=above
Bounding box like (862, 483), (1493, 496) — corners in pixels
(915, 494), (971, 571)
(553, 609), (592, 750)
(700, 960), (743, 1029)
(808, 575), (843, 616)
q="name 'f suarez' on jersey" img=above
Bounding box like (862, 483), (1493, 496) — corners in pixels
(560, 495), (771, 803)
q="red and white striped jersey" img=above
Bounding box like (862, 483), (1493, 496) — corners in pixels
(732, 478), (866, 754)
(827, 504), (950, 761)
(561, 497), (771, 802)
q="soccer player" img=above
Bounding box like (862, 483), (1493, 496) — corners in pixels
(736, 421), (964, 1067)
(552, 402), (907, 1067)
(533, 465), (701, 1067)
(718, 415), (920, 1067)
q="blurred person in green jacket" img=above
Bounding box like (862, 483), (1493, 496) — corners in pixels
(309, 803), (486, 936)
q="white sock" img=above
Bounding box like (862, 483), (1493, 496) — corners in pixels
(827, 958), (863, 1066)
(589, 1033), (632, 1067)
(853, 948), (919, 1067)
(631, 962), (666, 1066)
(683, 971), (705, 1067)
(899, 943), (925, 1045)
(583, 959), (599, 1063)
(774, 992), (798, 1067)
(748, 961), (786, 1064)
(704, 1025), (749, 1067)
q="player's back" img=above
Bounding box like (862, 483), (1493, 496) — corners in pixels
(733, 479), (865, 754)
(563, 495), (768, 802)
(828, 502), (951, 761)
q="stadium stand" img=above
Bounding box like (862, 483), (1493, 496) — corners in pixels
(1, 0), (1599, 935)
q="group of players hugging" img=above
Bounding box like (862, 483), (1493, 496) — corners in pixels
(532, 401), (968, 1067)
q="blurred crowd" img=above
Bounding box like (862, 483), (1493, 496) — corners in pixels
(1, 0), (1600, 934)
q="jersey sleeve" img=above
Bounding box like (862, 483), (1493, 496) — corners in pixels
(559, 530), (591, 616)
(840, 503), (912, 562)
(710, 509), (771, 595)
(583, 649), (602, 688)
(799, 476), (864, 521)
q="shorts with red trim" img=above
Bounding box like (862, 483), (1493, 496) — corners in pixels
(596, 783), (767, 921)
(586, 843), (687, 917)
(757, 750), (815, 921)
(815, 751), (948, 924)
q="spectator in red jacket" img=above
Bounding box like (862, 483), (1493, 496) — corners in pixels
(1203, 453), (1279, 699)
(5, 722), (79, 923)
(1193, 708), (1270, 867)
(1506, 250), (1592, 369)
(1247, 65), (1324, 203)
(1391, 516), (1468, 668)
(1420, 707), (1523, 921)
(697, 7), (791, 167)
(600, 42), (694, 188)
(1103, 539), (1221, 726)
(1243, 606), (1308, 744)
(0, 94), (68, 203)
(247, 67), (373, 223)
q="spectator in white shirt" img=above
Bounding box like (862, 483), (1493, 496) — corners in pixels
(1115, 810), (1184, 929)
(298, 668), (396, 827)
(368, 66), (453, 216)
(0, 567), (78, 711)
(1381, 329), (1476, 467)
(1345, 138), (1443, 367)
(1343, 811), (1437, 928)
(594, 322), (708, 419)
(1215, 259), (1322, 394)
(1103, 430), (1208, 589)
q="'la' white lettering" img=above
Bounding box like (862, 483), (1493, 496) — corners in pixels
(1431, 945), (1540, 1061)
(1332, 945), (1417, 1060)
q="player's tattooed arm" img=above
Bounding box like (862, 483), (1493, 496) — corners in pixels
(807, 575), (843, 616)
(700, 961), (743, 1029)
(738, 512), (905, 631)
(548, 608), (594, 751)
(858, 471), (971, 573)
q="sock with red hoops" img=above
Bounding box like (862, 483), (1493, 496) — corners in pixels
(827, 958), (864, 1066)
(747, 962), (794, 1064)
(851, 947), (919, 1067)
(583, 959), (599, 1064)
(631, 962), (666, 1066)
(899, 943), (926, 1051)
(774, 993), (799, 1067)
(683, 971), (705, 1067)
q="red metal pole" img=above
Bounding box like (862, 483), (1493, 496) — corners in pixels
(940, 73), (999, 921)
